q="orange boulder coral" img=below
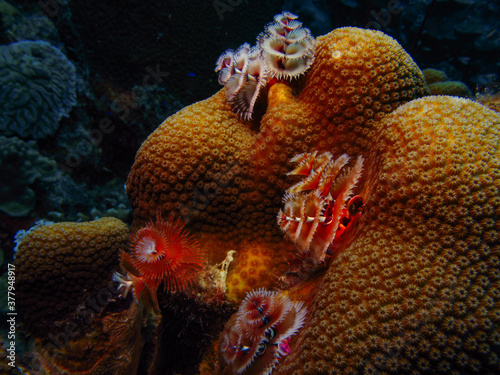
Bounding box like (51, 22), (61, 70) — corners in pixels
(275, 96), (500, 374)
(14, 217), (129, 335)
(127, 28), (429, 296)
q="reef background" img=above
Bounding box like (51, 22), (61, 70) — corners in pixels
(0, 0), (499, 371)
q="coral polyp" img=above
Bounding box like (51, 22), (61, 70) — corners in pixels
(278, 151), (364, 263)
(219, 288), (307, 375)
(119, 215), (206, 308)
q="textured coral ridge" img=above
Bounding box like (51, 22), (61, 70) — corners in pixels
(225, 239), (278, 302)
(127, 27), (428, 248)
(15, 217), (129, 334)
(275, 97), (500, 374)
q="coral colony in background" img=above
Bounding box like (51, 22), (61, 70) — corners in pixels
(3, 5), (500, 375)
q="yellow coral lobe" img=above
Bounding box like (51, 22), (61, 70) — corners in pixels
(276, 97), (500, 374)
(266, 82), (294, 108)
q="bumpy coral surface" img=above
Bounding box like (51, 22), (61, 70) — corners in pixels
(276, 96), (500, 374)
(127, 26), (428, 240)
(15, 217), (129, 335)
(422, 68), (472, 98)
(5, 13), (60, 45)
(0, 41), (76, 139)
